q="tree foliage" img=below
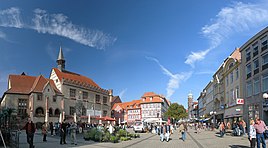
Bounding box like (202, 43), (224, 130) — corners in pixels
(164, 103), (187, 120)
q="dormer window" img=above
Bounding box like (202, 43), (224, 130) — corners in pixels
(150, 97), (153, 101)
(143, 98), (145, 102)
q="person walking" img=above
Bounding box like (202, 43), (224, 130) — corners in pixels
(159, 123), (165, 142)
(22, 118), (36, 148)
(254, 118), (267, 148)
(165, 123), (171, 142)
(178, 123), (186, 141)
(60, 119), (68, 144)
(219, 122), (225, 137)
(49, 122), (54, 136)
(70, 122), (77, 145)
(42, 122), (48, 142)
(249, 119), (256, 148)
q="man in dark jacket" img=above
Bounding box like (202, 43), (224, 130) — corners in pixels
(22, 118), (35, 148)
(60, 119), (68, 144)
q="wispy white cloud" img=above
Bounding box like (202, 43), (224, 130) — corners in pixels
(146, 56), (192, 99)
(0, 7), (23, 28)
(185, 1), (268, 67)
(185, 49), (210, 68)
(0, 7), (116, 49)
(118, 88), (127, 99)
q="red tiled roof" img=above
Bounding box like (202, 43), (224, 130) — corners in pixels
(142, 92), (157, 97)
(112, 100), (141, 111)
(6, 74), (62, 95)
(6, 75), (36, 94)
(140, 92), (169, 104)
(52, 68), (99, 88)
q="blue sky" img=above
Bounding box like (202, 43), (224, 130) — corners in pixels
(1, 0), (268, 108)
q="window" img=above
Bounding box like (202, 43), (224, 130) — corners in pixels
(246, 81), (252, 97)
(53, 96), (56, 102)
(262, 54), (268, 70)
(47, 88), (50, 92)
(82, 91), (88, 100)
(95, 94), (100, 103)
(103, 110), (107, 116)
(236, 68), (239, 80)
(70, 88), (76, 98)
(35, 107), (44, 116)
(253, 78), (260, 95)
(246, 48), (251, 62)
(261, 36), (267, 52)
(55, 108), (60, 116)
(262, 73), (268, 92)
(37, 94), (42, 101)
(49, 108), (53, 116)
(226, 76), (229, 86)
(253, 59), (259, 75)
(246, 64), (252, 79)
(70, 106), (75, 115)
(103, 96), (107, 104)
(18, 99), (27, 115)
(235, 86), (239, 99)
(253, 42), (259, 57)
(230, 72), (234, 84)
(228, 63), (234, 69)
(150, 97), (153, 101)
(56, 79), (58, 83)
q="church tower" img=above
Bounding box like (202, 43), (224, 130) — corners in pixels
(57, 46), (65, 71)
(188, 91), (193, 119)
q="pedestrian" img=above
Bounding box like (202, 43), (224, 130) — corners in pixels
(60, 119), (68, 144)
(70, 122), (77, 145)
(219, 122), (225, 137)
(22, 117), (35, 148)
(42, 122), (48, 142)
(178, 122), (186, 141)
(249, 119), (256, 148)
(254, 118), (267, 148)
(159, 123), (165, 142)
(165, 123), (171, 142)
(49, 122), (54, 136)
(242, 120), (247, 135)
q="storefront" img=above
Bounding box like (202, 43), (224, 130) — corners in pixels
(224, 105), (243, 129)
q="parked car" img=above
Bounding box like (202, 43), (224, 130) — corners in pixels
(133, 121), (147, 133)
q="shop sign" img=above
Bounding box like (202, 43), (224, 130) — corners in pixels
(236, 98), (244, 105)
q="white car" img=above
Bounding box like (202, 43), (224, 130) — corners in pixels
(133, 121), (147, 133)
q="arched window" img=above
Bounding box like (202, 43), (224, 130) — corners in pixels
(49, 108), (53, 116)
(35, 107), (44, 116)
(54, 108), (60, 116)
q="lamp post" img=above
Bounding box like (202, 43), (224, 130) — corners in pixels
(263, 93), (268, 99)
(210, 111), (216, 130)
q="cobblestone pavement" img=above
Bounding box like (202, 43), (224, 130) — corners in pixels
(5, 128), (268, 148)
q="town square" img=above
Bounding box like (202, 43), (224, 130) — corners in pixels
(0, 0), (268, 148)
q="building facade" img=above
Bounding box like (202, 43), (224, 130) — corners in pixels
(1, 74), (64, 125)
(49, 47), (113, 119)
(140, 92), (169, 121)
(223, 48), (243, 125)
(240, 27), (268, 125)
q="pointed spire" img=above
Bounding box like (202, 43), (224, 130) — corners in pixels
(57, 46), (66, 71)
(57, 46), (64, 60)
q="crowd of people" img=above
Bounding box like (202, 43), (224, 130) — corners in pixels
(21, 117), (267, 148)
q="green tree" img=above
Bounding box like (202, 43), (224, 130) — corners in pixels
(164, 103), (187, 121)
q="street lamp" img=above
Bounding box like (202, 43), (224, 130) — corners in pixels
(263, 93), (268, 99)
(210, 111), (216, 130)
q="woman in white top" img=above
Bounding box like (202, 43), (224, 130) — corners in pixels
(249, 119), (256, 148)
